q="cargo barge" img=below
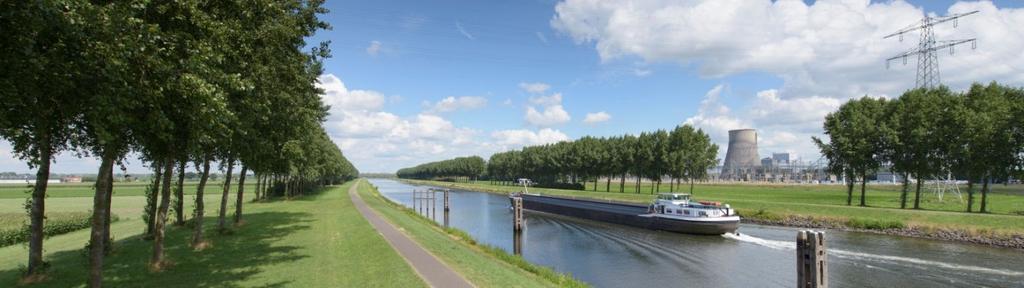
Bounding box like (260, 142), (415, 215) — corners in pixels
(511, 192), (740, 235)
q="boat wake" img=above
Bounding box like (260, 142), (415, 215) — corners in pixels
(722, 233), (1024, 277)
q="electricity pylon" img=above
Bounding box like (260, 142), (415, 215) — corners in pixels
(884, 11), (978, 89)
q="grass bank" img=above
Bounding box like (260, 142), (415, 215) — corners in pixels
(0, 181), (426, 287)
(357, 179), (587, 287)
(403, 179), (1024, 248)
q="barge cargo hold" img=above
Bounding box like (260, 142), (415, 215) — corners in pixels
(514, 193), (740, 235)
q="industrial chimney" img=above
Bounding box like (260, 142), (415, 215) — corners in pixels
(722, 129), (760, 180)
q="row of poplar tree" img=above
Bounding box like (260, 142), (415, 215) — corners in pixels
(814, 82), (1024, 212)
(0, 1), (357, 286)
(396, 156), (486, 181)
(398, 125), (719, 194)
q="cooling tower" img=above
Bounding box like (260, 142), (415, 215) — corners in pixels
(722, 129), (760, 179)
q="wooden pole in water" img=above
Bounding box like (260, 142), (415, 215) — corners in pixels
(512, 197), (524, 232)
(444, 189), (450, 212)
(797, 230), (827, 288)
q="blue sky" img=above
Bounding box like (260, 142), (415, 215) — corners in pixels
(2, 0), (1023, 174)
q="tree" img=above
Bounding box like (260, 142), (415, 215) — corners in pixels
(814, 97), (887, 206)
(954, 83), (1019, 213)
(887, 88), (952, 209)
(0, 1), (91, 275)
(670, 125), (719, 194)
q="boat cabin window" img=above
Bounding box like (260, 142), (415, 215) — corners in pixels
(657, 194), (690, 201)
(666, 208), (673, 214)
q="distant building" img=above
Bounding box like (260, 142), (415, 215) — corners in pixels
(761, 157), (774, 167)
(772, 153), (790, 165)
(62, 176), (83, 183)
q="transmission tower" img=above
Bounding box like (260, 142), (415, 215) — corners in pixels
(884, 11), (978, 88)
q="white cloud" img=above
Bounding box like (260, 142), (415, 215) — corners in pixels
(424, 96), (487, 113)
(583, 111), (611, 124)
(554, 0), (1024, 160)
(366, 40), (382, 56)
(528, 93), (562, 106)
(519, 82), (551, 94)
(316, 73), (500, 172)
(552, 0), (1024, 99)
(456, 21), (475, 40)
(491, 128), (569, 148)
(317, 74), (386, 112)
(525, 105), (571, 127)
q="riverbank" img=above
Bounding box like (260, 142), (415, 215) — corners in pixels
(401, 179), (1024, 250)
(357, 179), (587, 287)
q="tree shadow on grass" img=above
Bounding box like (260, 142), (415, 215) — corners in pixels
(258, 186), (337, 203)
(1, 211), (313, 287)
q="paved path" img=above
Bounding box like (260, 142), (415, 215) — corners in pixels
(348, 181), (474, 288)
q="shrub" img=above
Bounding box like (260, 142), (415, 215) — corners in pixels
(0, 212), (118, 247)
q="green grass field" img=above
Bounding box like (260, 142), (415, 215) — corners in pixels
(0, 181), (251, 199)
(356, 180), (581, 287)
(0, 182), (430, 287)
(407, 179), (1024, 235)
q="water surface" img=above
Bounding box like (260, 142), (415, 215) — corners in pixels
(368, 179), (1023, 287)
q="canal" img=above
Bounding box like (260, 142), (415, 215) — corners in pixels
(367, 179), (1023, 287)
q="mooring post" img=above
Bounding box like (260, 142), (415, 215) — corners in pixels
(513, 229), (523, 256)
(512, 196), (524, 232)
(797, 230), (827, 288)
(444, 189), (450, 212)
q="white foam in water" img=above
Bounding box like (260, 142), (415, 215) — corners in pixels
(723, 233), (1024, 277)
(722, 232), (795, 250)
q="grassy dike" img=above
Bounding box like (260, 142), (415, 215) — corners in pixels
(402, 179), (1024, 249)
(0, 181), (427, 287)
(356, 179), (587, 288)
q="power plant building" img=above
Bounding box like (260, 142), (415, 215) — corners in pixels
(721, 129), (760, 180)
(716, 130), (836, 183)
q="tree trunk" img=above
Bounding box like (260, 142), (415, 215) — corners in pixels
(593, 178), (598, 191)
(218, 158), (235, 232)
(146, 162), (162, 237)
(192, 157), (211, 247)
(88, 150), (116, 288)
(966, 180), (975, 212)
(102, 161), (114, 253)
(26, 140), (51, 275)
(859, 173), (867, 207)
(284, 175), (291, 198)
(151, 159), (174, 266)
(899, 173), (909, 209)
(606, 176), (611, 192)
(980, 176), (990, 213)
(174, 160), (185, 225)
(845, 175), (854, 206)
(635, 175), (641, 194)
(619, 174), (625, 193)
(690, 179), (695, 194)
(655, 180), (660, 193)
(913, 178), (923, 209)
(234, 164), (247, 225)
(252, 173), (259, 201)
